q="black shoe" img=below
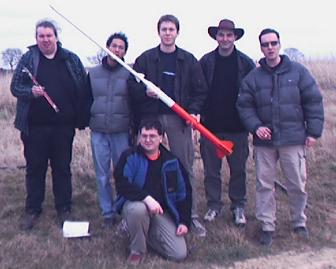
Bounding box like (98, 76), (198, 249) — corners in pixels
(293, 226), (309, 239)
(57, 210), (71, 227)
(259, 231), (273, 246)
(102, 216), (118, 229)
(19, 212), (39, 231)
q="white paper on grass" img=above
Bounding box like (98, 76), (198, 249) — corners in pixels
(62, 221), (90, 238)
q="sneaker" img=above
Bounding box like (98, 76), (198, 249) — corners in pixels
(204, 209), (220, 222)
(259, 230), (273, 246)
(293, 226), (309, 239)
(19, 212), (39, 231)
(232, 207), (246, 227)
(191, 218), (206, 237)
(126, 251), (144, 266)
(57, 210), (71, 227)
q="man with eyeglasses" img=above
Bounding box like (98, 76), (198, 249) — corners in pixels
(114, 118), (191, 265)
(237, 28), (324, 246)
(199, 19), (255, 226)
(88, 32), (131, 229)
(128, 14), (207, 237)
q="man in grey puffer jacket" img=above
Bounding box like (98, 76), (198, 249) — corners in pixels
(237, 28), (324, 246)
(88, 32), (131, 228)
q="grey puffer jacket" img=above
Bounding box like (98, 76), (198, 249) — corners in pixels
(89, 57), (131, 133)
(237, 55), (324, 146)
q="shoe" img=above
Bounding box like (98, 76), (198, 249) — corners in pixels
(102, 216), (118, 229)
(293, 226), (309, 239)
(191, 217), (206, 237)
(232, 207), (246, 227)
(19, 212), (39, 231)
(117, 218), (129, 237)
(126, 251), (144, 266)
(204, 209), (220, 222)
(57, 210), (71, 227)
(259, 230), (273, 246)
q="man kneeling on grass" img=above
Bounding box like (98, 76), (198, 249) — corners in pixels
(114, 119), (191, 266)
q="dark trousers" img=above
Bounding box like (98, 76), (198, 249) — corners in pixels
(200, 131), (249, 211)
(21, 125), (75, 214)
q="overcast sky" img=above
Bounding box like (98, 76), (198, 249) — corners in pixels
(0, 0), (335, 67)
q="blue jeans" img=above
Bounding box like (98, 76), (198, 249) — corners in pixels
(91, 131), (129, 218)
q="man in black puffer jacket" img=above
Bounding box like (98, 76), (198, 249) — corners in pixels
(11, 19), (91, 231)
(237, 28), (324, 246)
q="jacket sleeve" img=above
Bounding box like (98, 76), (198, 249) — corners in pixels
(187, 57), (208, 114)
(114, 150), (149, 201)
(10, 53), (35, 100)
(66, 52), (92, 129)
(175, 160), (192, 228)
(298, 66), (324, 138)
(236, 73), (263, 133)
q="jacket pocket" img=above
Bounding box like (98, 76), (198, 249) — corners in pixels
(166, 171), (177, 193)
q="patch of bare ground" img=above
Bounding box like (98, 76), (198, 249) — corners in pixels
(225, 247), (336, 269)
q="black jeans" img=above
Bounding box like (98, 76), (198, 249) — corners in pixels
(200, 131), (249, 211)
(21, 125), (75, 214)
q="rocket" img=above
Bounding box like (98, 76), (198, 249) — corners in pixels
(50, 5), (234, 158)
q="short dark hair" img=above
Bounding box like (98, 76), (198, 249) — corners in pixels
(139, 118), (163, 135)
(35, 19), (58, 38)
(258, 28), (280, 43)
(157, 14), (180, 33)
(106, 32), (129, 52)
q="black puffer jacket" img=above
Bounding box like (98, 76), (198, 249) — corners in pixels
(237, 55), (324, 146)
(10, 43), (91, 134)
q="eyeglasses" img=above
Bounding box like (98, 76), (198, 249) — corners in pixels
(260, 41), (279, 48)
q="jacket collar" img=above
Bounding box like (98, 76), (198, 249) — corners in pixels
(28, 42), (67, 60)
(151, 45), (185, 61)
(259, 55), (291, 74)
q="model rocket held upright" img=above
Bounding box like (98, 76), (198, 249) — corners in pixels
(50, 5), (233, 158)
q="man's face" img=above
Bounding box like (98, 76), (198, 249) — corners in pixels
(139, 128), (162, 154)
(36, 26), (58, 56)
(260, 33), (281, 61)
(107, 38), (126, 60)
(158, 21), (178, 47)
(216, 29), (236, 52)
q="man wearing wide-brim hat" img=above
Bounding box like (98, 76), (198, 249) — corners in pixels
(199, 19), (255, 226)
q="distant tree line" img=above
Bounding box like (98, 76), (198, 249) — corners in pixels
(1, 47), (305, 70)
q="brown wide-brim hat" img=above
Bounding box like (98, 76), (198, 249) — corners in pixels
(208, 19), (244, 40)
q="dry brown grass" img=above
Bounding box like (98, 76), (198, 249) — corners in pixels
(0, 64), (335, 269)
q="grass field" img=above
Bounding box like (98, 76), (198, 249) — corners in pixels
(0, 60), (335, 269)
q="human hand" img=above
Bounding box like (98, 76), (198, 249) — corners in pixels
(143, 195), (163, 215)
(186, 114), (200, 126)
(176, 224), (188, 236)
(305, 136), (317, 147)
(135, 72), (145, 83)
(145, 81), (159, 99)
(32, 85), (45, 98)
(256, 126), (272, 140)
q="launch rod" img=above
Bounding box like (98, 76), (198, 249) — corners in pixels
(50, 5), (233, 157)
(22, 67), (60, 113)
